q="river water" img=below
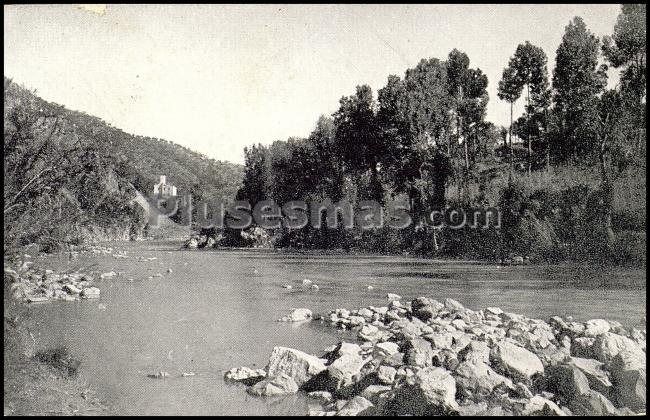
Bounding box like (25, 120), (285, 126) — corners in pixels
(19, 241), (646, 415)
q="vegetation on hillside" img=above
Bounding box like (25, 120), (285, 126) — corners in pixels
(3, 78), (243, 256)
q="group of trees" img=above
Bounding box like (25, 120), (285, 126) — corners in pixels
(497, 5), (645, 253)
(499, 5), (645, 174)
(231, 48), (503, 250)
(233, 5), (645, 260)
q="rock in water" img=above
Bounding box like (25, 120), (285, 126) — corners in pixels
(80, 287), (100, 299)
(278, 308), (313, 322)
(247, 373), (299, 396)
(63, 284), (81, 295)
(490, 340), (544, 382)
(336, 395), (374, 416)
(265, 347), (327, 387)
(224, 366), (266, 385)
(386, 293), (401, 301)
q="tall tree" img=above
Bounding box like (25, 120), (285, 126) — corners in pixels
(602, 4), (646, 154)
(446, 49), (489, 172)
(497, 66), (521, 171)
(552, 17), (608, 162)
(333, 85), (384, 202)
(602, 4), (646, 104)
(499, 42), (550, 173)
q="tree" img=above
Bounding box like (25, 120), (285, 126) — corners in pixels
(333, 85), (384, 202)
(551, 17), (608, 162)
(497, 65), (521, 171)
(602, 4), (646, 104)
(498, 42), (550, 173)
(446, 49), (489, 173)
(602, 4), (646, 155)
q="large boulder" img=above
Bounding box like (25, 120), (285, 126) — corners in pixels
(583, 319), (611, 337)
(608, 349), (646, 412)
(592, 332), (644, 364)
(358, 324), (382, 342)
(444, 298), (464, 312)
(545, 364), (591, 405)
(410, 297), (443, 322)
(247, 372), (299, 396)
(360, 385), (391, 404)
(377, 365), (397, 385)
(454, 361), (513, 399)
(379, 367), (458, 415)
(372, 342), (399, 360)
(490, 340), (544, 382)
(265, 347), (327, 387)
(335, 395), (374, 416)
(403, 338), (434, 367)
(457, 340), (490, 364)
(569, 389), (619, 416)
(567, 357), (612, 396)
(424, 332), (454, 351)
(325, 352), (366, 391)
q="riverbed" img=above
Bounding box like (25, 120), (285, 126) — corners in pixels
(17, 241), (646, 415)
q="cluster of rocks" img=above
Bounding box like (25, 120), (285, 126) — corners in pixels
(183, 235), (217, 249)
(5, 265), (101, 303)
(226, 296), (646, 416)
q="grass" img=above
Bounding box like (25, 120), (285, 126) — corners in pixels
(3, 276), (111, 416)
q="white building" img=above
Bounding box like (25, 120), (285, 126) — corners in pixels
(152, 175), (177, 198)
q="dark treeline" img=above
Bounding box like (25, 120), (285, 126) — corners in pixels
(225, 6), (646, 265)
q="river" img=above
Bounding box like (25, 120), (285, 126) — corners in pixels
(18, 240), (646, 415)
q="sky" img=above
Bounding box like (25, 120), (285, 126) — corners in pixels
(4, 4), (622, 164)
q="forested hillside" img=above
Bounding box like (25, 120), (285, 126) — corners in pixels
(3, 78), (243, 254)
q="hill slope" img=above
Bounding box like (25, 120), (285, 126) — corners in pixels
(3, 78), (243, 253)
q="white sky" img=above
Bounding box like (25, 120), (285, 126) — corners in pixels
(4, 4), (621, 164)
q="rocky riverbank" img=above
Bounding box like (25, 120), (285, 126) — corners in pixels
(5, 264), (101, 304)
(226, 297), (646, 416)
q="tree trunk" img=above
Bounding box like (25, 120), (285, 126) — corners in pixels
(508, 101), (514, 171)
(544, 108), (550, 172)
(526, 84), (531, 175)
(599, 123), (615, 253)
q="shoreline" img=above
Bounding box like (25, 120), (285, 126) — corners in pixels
(3, 283), (112, 416)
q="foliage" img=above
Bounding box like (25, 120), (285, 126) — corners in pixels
(3, 79), (243, 254)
